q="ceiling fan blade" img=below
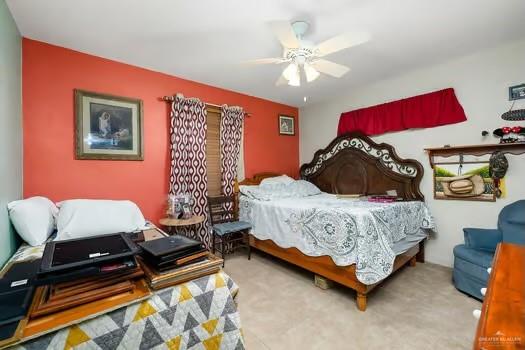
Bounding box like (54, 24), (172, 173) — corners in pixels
(275, 74), (288, 86)
(243, 58), (284, 65)
(268, 21), (300, 49)
(311, 59), (350, 78)
(315, 32), (370, 57)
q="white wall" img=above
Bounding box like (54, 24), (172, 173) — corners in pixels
(300, 39), (525, 267)
(0, 0), (22, 267)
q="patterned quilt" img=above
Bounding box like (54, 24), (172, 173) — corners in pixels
(240, 193), (434, 285)
(5, 245), (245, 350)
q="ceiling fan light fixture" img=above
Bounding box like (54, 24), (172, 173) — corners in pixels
(304, 62), (320, 83)
(287, 72), (300, 87)
(283, 63), (298, 80)
(283, 63), (300, 86)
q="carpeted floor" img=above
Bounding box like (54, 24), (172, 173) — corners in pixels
(223, 251), (481, 350)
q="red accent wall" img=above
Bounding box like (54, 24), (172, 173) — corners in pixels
(22, 38), (299, 222)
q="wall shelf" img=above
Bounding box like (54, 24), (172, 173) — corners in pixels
(424, 142), (525, 168)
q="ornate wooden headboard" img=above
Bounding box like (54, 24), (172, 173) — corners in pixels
(300, 132), (424, 200)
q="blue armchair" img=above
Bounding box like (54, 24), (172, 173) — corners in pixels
(453, 200), (525, 299)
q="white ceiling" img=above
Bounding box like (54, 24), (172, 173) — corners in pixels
(7, 0), (525, 107)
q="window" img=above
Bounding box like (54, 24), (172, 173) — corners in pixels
(206, 106), (222, 196)
(205, 105), (245, 196)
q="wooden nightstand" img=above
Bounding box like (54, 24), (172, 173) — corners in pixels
(159, 215), (205, 236)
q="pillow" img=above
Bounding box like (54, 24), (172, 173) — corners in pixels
(239, 180), (321, 201)
(7, 196), (58, 246)
(259, 175), (295, 187)
(56, 199), (146, 241)
(239, 185), (268, 200)
(291, 180), (322, 196)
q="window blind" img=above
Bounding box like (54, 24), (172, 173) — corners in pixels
(206, 107), (222, 196)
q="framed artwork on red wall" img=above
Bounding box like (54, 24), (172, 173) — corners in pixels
(75, 89), (144, 160)
(278, 115), (295, 136)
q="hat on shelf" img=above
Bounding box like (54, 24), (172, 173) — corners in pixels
(436, 174), (485, 197)
(493, 126), (525, 143)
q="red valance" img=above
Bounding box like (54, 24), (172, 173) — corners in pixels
(337, 88), (467, 136)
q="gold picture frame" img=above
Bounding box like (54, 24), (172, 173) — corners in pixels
(75, 89), (144, 160)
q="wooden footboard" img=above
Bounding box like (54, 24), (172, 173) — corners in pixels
(250, 235), (423, 311)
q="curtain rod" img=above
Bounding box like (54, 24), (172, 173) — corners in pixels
(161, 95), (252, 117)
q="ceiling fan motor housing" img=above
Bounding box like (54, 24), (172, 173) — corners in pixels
(287, 21), (316, 66)
(291, 21), (309, 39)
(285, 47), (314, 66)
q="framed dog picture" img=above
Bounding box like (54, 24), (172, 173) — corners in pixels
(75, 89), (144, 160)
(278, 115), (295, 136)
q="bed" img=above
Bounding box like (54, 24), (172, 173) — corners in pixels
(1, 227), (245, 350)
(237, 131), (434, 311)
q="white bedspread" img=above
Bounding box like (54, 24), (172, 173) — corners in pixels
(239, 193), (434, 285)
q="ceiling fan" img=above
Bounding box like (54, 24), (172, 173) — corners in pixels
(246, 21), (370, 87)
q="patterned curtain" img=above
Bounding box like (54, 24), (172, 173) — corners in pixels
(169, 94), (211, 247)
(236, 122), (245, 182)
(220, 105), (245, 196)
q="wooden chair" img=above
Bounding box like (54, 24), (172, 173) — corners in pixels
(207, 195), (251, 266)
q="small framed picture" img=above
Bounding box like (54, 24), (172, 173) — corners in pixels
(509, 83), (525, 101)
(75, 89), (144, 160)
(278, 115), (295, 136)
